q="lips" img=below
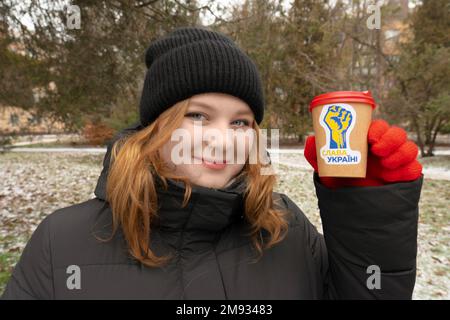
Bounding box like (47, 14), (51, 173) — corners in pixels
(193, 157), (227, 169)
(193, 156), (226, 163)
(202, 158), (227, 164)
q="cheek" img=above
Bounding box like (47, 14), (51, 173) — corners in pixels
(160, 141), (174, 164)
(161, 124), (195, 165)
(228, 162), (245, 177)
(234, 132), (254, 161)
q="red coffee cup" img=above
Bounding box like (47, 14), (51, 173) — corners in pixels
(309, 91), (377, 177)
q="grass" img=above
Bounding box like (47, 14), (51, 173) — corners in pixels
(0, 234), (23, 295)
(0, 252), (20, 295)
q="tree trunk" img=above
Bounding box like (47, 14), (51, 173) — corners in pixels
(426, 118), (445, 157)
(411, 116), (425, 157)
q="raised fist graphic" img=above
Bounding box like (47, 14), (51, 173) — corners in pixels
(324, 105), (353, 149)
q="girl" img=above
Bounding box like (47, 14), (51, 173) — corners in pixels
(2, 26), (423, 300)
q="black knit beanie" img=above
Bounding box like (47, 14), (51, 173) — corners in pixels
(139, 26), (265, 127)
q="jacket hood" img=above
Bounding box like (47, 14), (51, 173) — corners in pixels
(94, 121), (144, 202)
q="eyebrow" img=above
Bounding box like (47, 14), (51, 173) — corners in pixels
(190, 101), (254, 117)
(190, 101), (216, 111)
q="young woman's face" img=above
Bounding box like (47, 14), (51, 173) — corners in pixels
(160, 93), (255, 189)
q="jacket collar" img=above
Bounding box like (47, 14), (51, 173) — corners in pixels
(151, 175), (247, 253)
(153, 175), (246, 233)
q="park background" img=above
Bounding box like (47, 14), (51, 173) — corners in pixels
(0, 0), (449, 299)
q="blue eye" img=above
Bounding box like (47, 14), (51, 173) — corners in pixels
(232, 119), (250, 127)
(186, 112), (206, 121)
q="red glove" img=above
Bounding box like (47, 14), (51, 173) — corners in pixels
(304, 119), (423, 189)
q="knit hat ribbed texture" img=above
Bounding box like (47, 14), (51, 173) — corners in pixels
(139, 26), (265, 126)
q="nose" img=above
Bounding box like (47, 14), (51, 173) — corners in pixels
(202, 121), (240, 163)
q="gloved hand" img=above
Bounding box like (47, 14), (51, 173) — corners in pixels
(304, 119), (423, 189)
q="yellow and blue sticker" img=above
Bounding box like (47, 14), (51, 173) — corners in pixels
(319, 103), (361, 165)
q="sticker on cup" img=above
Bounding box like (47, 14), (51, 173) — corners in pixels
(319, 103), (361, 165)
